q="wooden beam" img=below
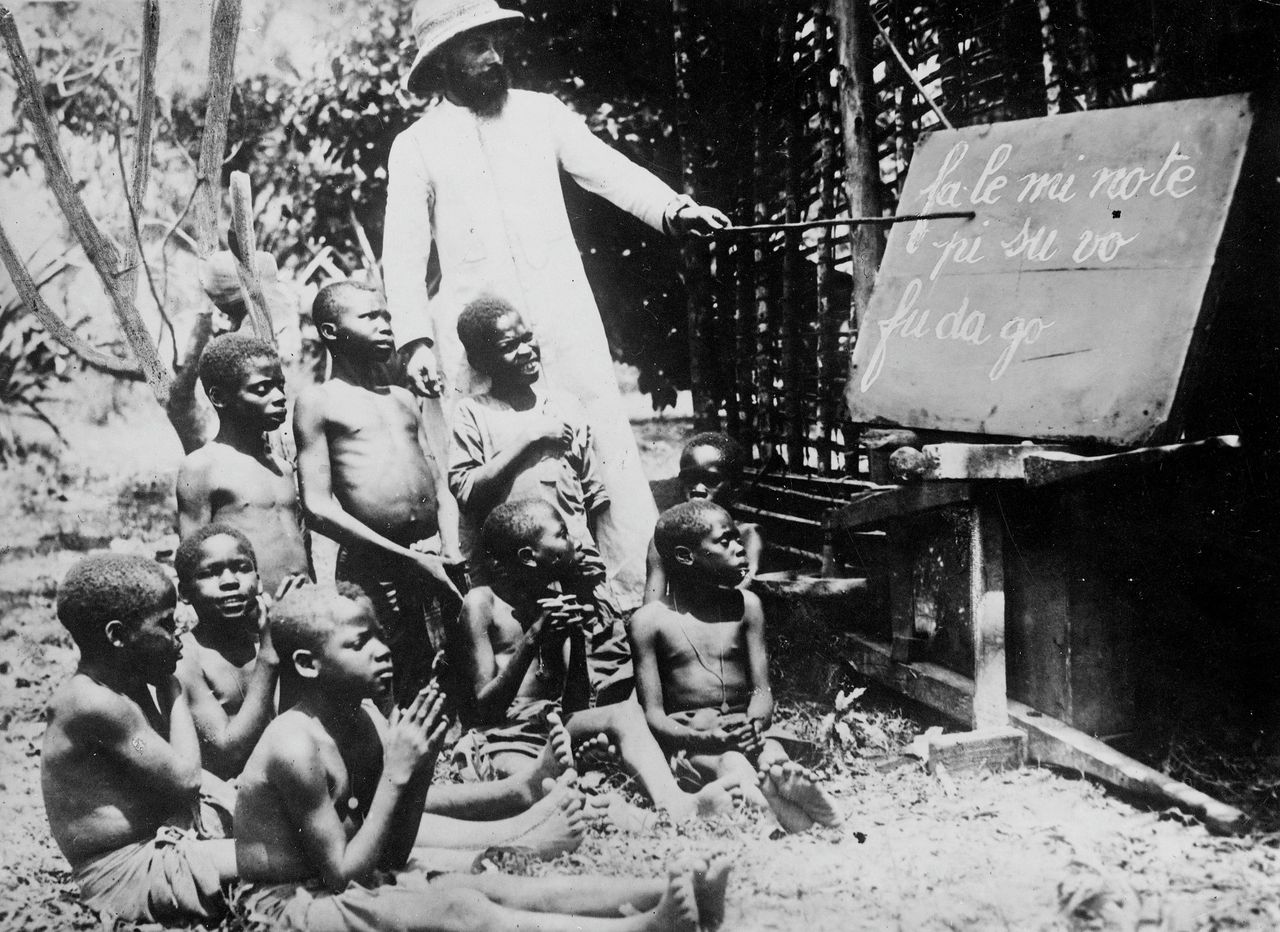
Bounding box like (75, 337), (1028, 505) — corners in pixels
(825, 482), (975, 532)
(969, 499), (1007, 728)
(842, 633), (1249, 833)
(1023, 435), (1241, 487)
(889, 443), (1071, 481)
(925, 727), (1026, 775)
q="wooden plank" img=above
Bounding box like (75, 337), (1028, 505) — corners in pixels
(846, 94), (1255, 445)
(969, 500), (1007, 728)
(925, 727), (1026, 774)
(826, 482), (976, 532)
(841, 633), (1249, 834)
(1023, 434), (1240, 486)
(890, 443), (1071, 481)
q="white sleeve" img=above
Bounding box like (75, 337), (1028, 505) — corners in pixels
(382, 129), (437, 350)
(546, 95), (681, 233)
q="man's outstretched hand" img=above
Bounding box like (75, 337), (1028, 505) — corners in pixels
(668, 201), (731, 238)
(404, 341), (442, 398)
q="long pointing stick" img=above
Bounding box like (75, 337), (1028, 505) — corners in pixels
(714, 210), (975, 235)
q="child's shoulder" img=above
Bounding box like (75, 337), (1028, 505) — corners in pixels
(629, 599), (678, 635)
(461, 584), (501, 617)
(46, 673), (138, 736)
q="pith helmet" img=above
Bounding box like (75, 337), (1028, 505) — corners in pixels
(405, 0), (524, 94)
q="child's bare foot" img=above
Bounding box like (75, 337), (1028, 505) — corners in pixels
(693, 856), (732, 931)
(761, 763), (842, 832)
(585, 792), (657, 833)
(519, 712), (575, 804)
(643, 864), (699, 932)
(573, 731), (617, 770)
(507, 770), (586, 858)
(663, 775), (740, 821)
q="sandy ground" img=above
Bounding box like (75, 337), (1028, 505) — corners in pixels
(2, 407), (1279, 931)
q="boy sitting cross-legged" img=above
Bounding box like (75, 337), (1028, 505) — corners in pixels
(450, 497), (741, 824)
(644, 432), (763, 604)
(42, 554), (237, 924)
(630, 500), (843, 833)
(233, 583), (732, 932)
(174, 523), (280, 781)
(177, 332), (311, 599)
(294, 281), (463, 704)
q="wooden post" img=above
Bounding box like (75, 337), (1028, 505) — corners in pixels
(1036, 0), (1063, 116)
(832, 0), (886, 330)
(968, 497), (1008, 728)
(779, 8), (805, 470)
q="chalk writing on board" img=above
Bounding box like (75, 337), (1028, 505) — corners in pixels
(860, 139), (1199, 393)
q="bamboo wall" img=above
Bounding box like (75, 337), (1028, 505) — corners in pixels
(671, 0), (1275, 480)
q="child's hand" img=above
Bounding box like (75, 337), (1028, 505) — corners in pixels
(535, 595), (587, 642)
(382, 687), (443, 786)
(409, 551), (464, 601)
(725, 719), (763, 756)
(523, 415), (573, 452)
(156, 674), (185, 710)
(256, 613), (280, 668)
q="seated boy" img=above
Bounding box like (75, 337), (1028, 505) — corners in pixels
(451, 497), (740, 822)
(42, 554), (237, 924)
(644, 432), (763, 603)
(177, 332), (311, 599)
(294, 281), (462, 704)
(630, 501), (842, 833)
(234, 583), (731, 932)
(174, 523), (281, 780)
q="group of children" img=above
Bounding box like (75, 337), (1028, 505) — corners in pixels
(40, 282), (841, 930)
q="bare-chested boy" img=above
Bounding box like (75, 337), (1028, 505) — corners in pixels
(630, 500), (842, 833)
(174, 523), (280, 780)
(177, 332), (310, 598)
(452, 497), (741, 823)
(233, 583), (730, 931)
(294, 281), (462, 704)
(644, 432), (763, 604)
(42, 554), (237, 924)
(172, 522), (588, 839)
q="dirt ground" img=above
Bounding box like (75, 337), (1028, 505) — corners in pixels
(2, 398), (1279, 931)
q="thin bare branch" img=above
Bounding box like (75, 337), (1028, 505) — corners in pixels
(0, 6), (170, 398)
(228, 171), (275, 344)
(194, 0), (243, 256)
(121, 0), (159, 301)
(0, 216), (143, 379)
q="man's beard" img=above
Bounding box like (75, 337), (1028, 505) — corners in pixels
(447, 62), (510, 116)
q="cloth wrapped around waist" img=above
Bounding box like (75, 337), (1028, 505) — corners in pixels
(232, 868), (447, 932)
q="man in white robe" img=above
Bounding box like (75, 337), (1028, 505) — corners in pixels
(382, 0), (728, 607)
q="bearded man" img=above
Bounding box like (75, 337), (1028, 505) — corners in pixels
(382, 0), (728, 607)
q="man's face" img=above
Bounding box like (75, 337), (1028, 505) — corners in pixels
(688, 511), (748, 587)
(123, 589), (183, 682)
(330, 292), (396, 362)
(182, 534), (260, 629)
(680, 444), (735, 505)
(480, 312), (540, 384)
(217, 356), (287, 431)
(314, 599), (395, 701)
(443, 27), (511, 114)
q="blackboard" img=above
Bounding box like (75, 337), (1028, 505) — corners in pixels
(846, 94), (1254, 445)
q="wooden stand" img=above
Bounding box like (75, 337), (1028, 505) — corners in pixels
(826, 436), (1249, 833)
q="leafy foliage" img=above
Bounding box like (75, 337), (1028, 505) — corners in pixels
(0, 297), (73, 463)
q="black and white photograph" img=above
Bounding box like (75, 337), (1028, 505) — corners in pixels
(2, 1), (1279, 929)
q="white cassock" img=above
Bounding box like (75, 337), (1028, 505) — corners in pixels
(383, 89), (682, 608)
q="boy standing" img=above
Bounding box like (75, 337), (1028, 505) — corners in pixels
(451, 497), (740, 822)
(42, 554), (236, 924)
(177, 333), (311, 599)
(294, 281), (462, 704)
(234, 583), (730, 932)
(174, 523), (280, 780)
(630, 500), (842, 833)
(644, 432), (763, 603)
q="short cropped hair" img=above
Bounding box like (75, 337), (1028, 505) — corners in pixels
(482, 497), (561, 567)
(653, 500), (732, 568)
(456, 294), (520, 362)
(57, 554), (174, 655)
(679, 432), (744, 477)
(270, 582), (371, 661)
(311, 280), (380, 340)
(198, 332), (278, 397)
(174, 523), (256, 587)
